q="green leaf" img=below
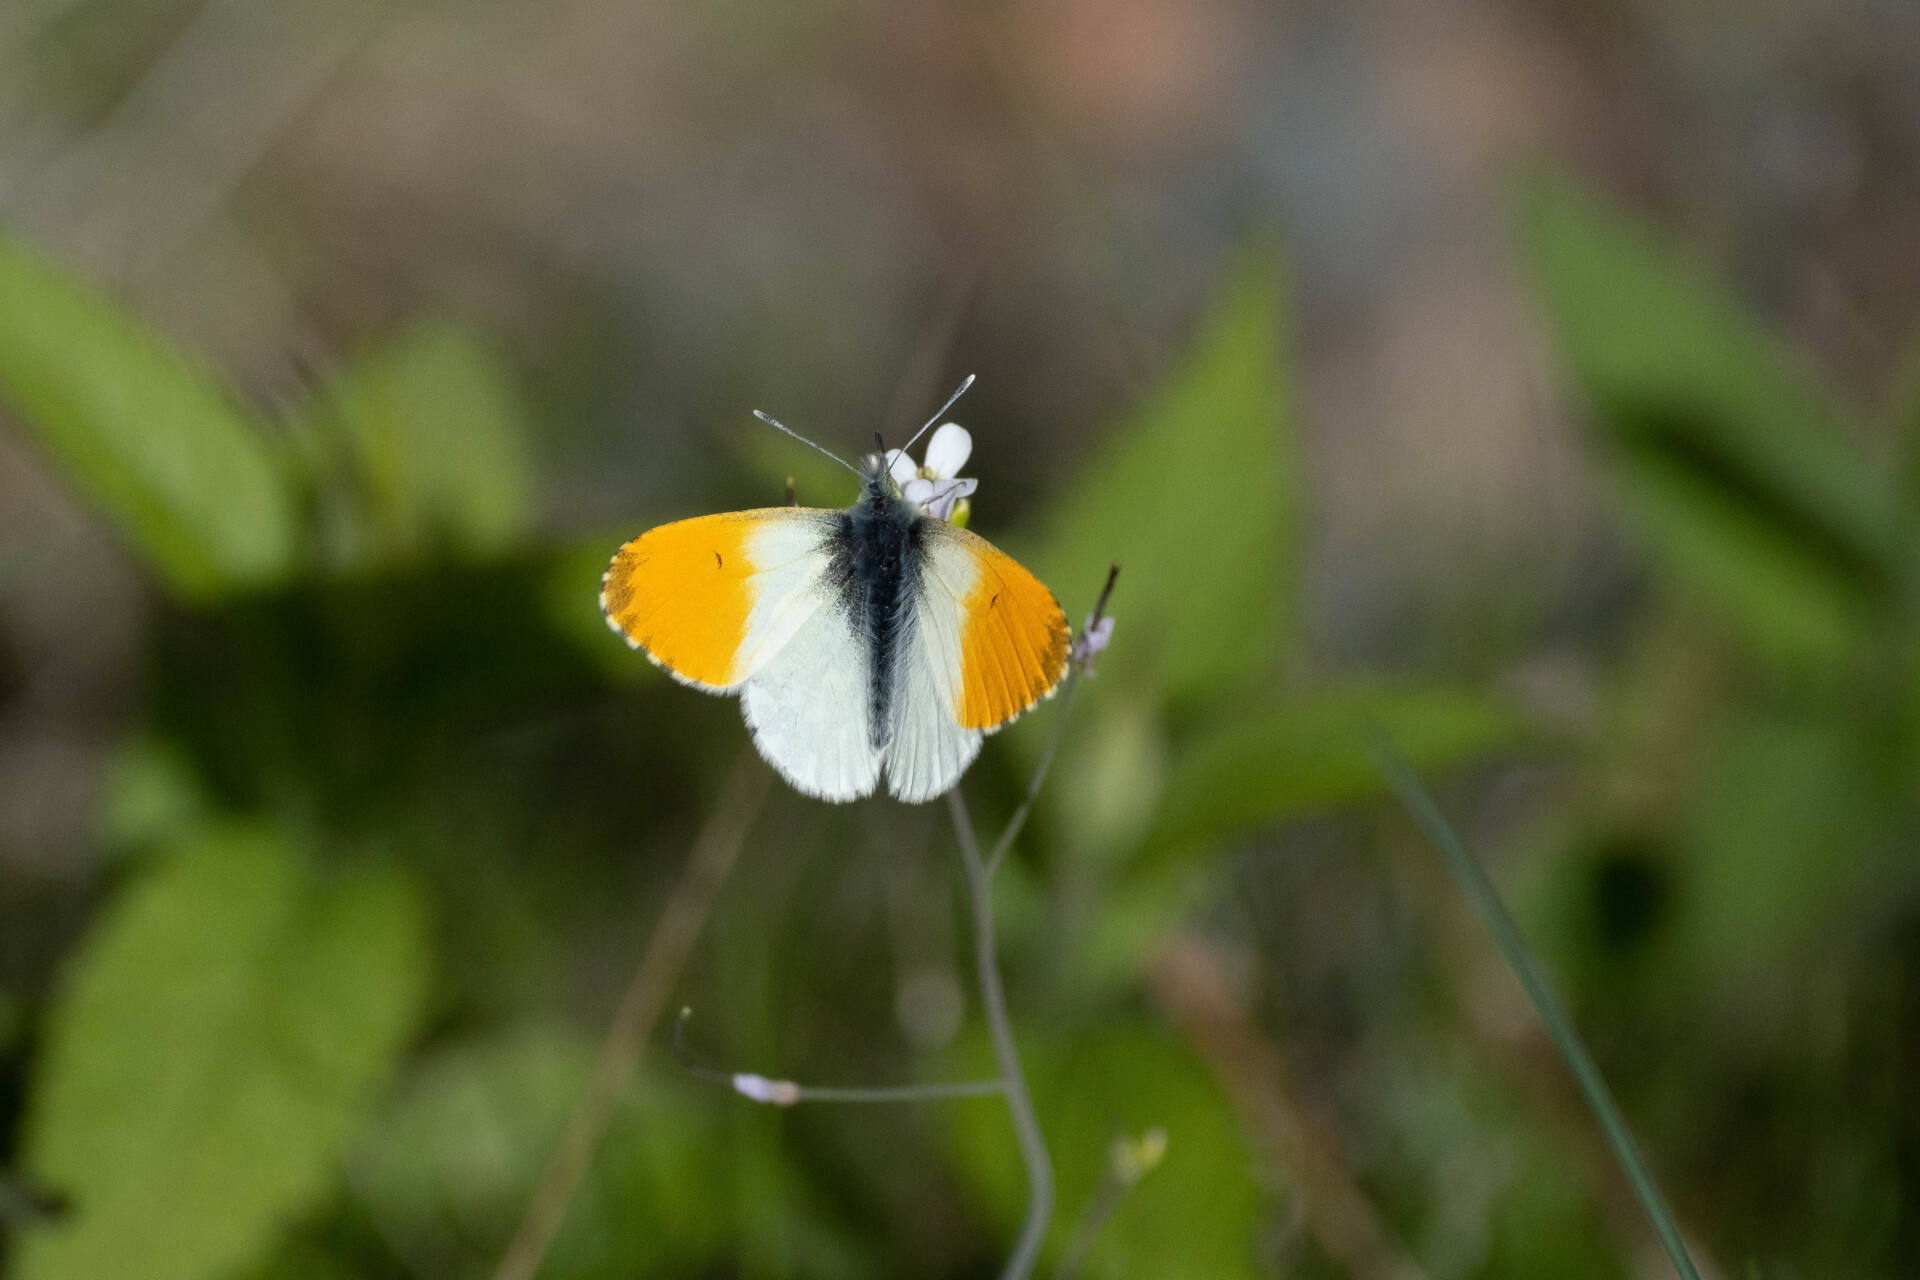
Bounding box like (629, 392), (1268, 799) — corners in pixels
(944, 1024), (1268, 1279)
(1147, 683), (1526, 855)
(17, 825), (430, 1280)
(1518, 173), (1893, 667)
(1605, 452), (1869, 665)
(298, 320), (537, 563)
(0, 233), (299, 597)
(1035, 245), (1296, 707)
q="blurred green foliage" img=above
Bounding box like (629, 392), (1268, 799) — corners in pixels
(1514, 170), (1920, 1274)
(1519, 174), (1898, 674)
(0, 160), (1915, 1280)
(350, 1028), (863, 1278)
(17, 826), (425, 1280)
(0, 236), (297, 597)
(1148, 685), (1525, 855)
(945, 1027), (1263, 1280)
(1033, 245), (1296, 708)
(295, 321), (537, 567)
(1516, 170), (1920, 984)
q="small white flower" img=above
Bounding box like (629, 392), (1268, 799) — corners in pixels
(888, 423), (978, 523)
(1071, 613), (1114, 673)
(732, 1073), (802, 1106)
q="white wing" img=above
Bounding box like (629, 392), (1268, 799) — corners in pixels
(732, 513), (836, 684)
(881, 529), (985, 803)
(741, 592), (883, 803)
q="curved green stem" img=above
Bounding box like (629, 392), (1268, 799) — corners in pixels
(950, 786), (1054, 1280)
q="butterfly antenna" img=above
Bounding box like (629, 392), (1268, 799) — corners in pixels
(896, 373), (976, 456)
(752, 409), (861, 476)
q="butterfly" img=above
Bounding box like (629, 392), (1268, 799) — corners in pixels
(600, 378), (1070, 803)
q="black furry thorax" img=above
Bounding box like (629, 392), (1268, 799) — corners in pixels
(825, 457), (925, 750)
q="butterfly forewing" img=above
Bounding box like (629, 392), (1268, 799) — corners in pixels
(600, 508), (835, 689)
(883, 551), (983, 802)
(917, 521), (1071, 731)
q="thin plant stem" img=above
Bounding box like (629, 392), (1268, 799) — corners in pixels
(949, 786), (1055, 1280)
(985, 674), (1080, 877)
(1367, 732), (1705, 1280)
(760, 1080), (1003, 1103)
(670, 1007), (1004, 1105)
(1051, 1167), (1127, 1280)
(493, 749), (772, 1280)
(985, 562), (1119, 879)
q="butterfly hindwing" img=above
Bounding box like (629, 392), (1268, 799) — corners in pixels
(742, 592), (883, 801)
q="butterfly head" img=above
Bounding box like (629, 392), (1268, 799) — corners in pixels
(750, 376), (979, 523)
(858, 446), (904, 505)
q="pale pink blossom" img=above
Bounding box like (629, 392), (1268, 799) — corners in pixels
(1071, 613), (1115, 673)
(887, 423), (978, 523)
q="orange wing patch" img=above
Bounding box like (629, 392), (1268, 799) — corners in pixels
(601, 512), (763, 688)
(953, 533), (1071, 731)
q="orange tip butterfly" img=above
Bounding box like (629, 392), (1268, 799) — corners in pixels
(600, 377), (1070, 803)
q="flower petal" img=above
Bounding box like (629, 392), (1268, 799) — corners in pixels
(887, 449), (916, 485)
(920, 476), (977, 522)
(1070, 614), (1115, 671)
(902, 477), (936, 505)
(922, 423), (972, 480)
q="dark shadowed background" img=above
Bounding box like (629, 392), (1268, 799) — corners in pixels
(2, 1), (1919, 1277)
